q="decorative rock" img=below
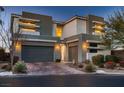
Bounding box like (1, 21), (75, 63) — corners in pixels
(96, 70), (106, 74)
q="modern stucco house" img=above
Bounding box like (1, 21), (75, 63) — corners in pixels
(10, 11), (110, 63)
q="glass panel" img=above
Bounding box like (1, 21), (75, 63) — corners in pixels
(56, 26), (62, 37)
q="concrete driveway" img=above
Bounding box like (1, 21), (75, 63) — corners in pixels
(26, 62), (84, 75)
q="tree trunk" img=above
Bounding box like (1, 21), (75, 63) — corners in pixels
(10, 42), (15, 69)
(10, 50), (14, 69)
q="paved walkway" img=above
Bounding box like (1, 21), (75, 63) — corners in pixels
(26, 62), (85, 75)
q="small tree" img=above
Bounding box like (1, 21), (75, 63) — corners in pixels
(103, 9), (124, 50)
(0, 7), (21, 68)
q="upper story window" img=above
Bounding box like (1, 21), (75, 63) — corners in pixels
(20, 28), (36, 32)
(89, 43), (97, 47)
(56, 25), (62, 37)
(19, 21), (38, 27)
(92, 21), (105, 36)
(18, 19), (39, 33)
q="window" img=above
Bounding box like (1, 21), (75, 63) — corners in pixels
(21, 28), (36, 32)
(89, 49), (97, 53)
(89, 43), (97, 47)
(56, 26), (62, 37)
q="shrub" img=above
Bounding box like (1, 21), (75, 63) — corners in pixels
(83, 60), (91, 64)
(1, 64), (7, 69)
(98, 63), (104, 68)
(119, 61), (124, 67)
(13, 56), (19, 64)
(104, 61), (116, 69)
(78, 63), (83, 68)
(1, 64), (11, 71)
(12, 61), (27, 73)
(55, 59), (61, 63)
(92, 54), (104, 66)
(105, 55), (119, 63)
(84, 63), (96, 72)
(0, 48), (5, 61)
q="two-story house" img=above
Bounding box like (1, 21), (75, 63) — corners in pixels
(10, 11), (110, 63)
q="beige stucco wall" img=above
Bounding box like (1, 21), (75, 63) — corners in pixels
(77, 19), (87, 34)
(62, 19), (87, 39)
(62, 19), (77, 39)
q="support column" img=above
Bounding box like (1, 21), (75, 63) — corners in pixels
(15, 41), (22, 60)
(82, 40), (88, 62)
(54, 44), (61, 61)
(78, 37), (83, 63)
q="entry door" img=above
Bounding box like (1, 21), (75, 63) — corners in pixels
(69, 46), (78, 62)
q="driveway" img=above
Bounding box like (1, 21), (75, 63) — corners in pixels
(26, 62), (85, 75)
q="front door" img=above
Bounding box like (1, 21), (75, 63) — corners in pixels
(69, 45), (78, 62)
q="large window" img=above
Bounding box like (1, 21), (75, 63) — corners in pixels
(56, 26), (62, 37)
(92, 22), (104, 35)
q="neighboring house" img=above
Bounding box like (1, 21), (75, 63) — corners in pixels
(10, 11), (110, 63)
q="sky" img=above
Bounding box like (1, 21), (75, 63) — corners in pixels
(0, 6), (124, 49)
(2, 6), (124, 24)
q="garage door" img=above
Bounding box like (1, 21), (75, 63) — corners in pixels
(69, 46), (78, 62)
(22, 45), (54, 62)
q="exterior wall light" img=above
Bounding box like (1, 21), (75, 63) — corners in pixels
(15, 42), (21, 52)
(82, 41), (89, 50)
(55, 44), (60, 50)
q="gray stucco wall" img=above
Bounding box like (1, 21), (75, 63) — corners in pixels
(86, 15), (104, 35)
(22, 12), (53, 36)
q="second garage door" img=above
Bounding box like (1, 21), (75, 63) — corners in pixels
(22, 45), (54, 62)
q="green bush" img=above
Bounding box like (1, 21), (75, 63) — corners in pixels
(92, 54), (104, 66)
(84, 63), (96, 72)
(12, 61), (27, 73)
(105, 55), (119, 63)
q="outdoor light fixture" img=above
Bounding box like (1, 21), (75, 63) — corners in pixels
(15, 42), (21, 52)
(55, 44), (60, 50)
(82, 41), (89, 50)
